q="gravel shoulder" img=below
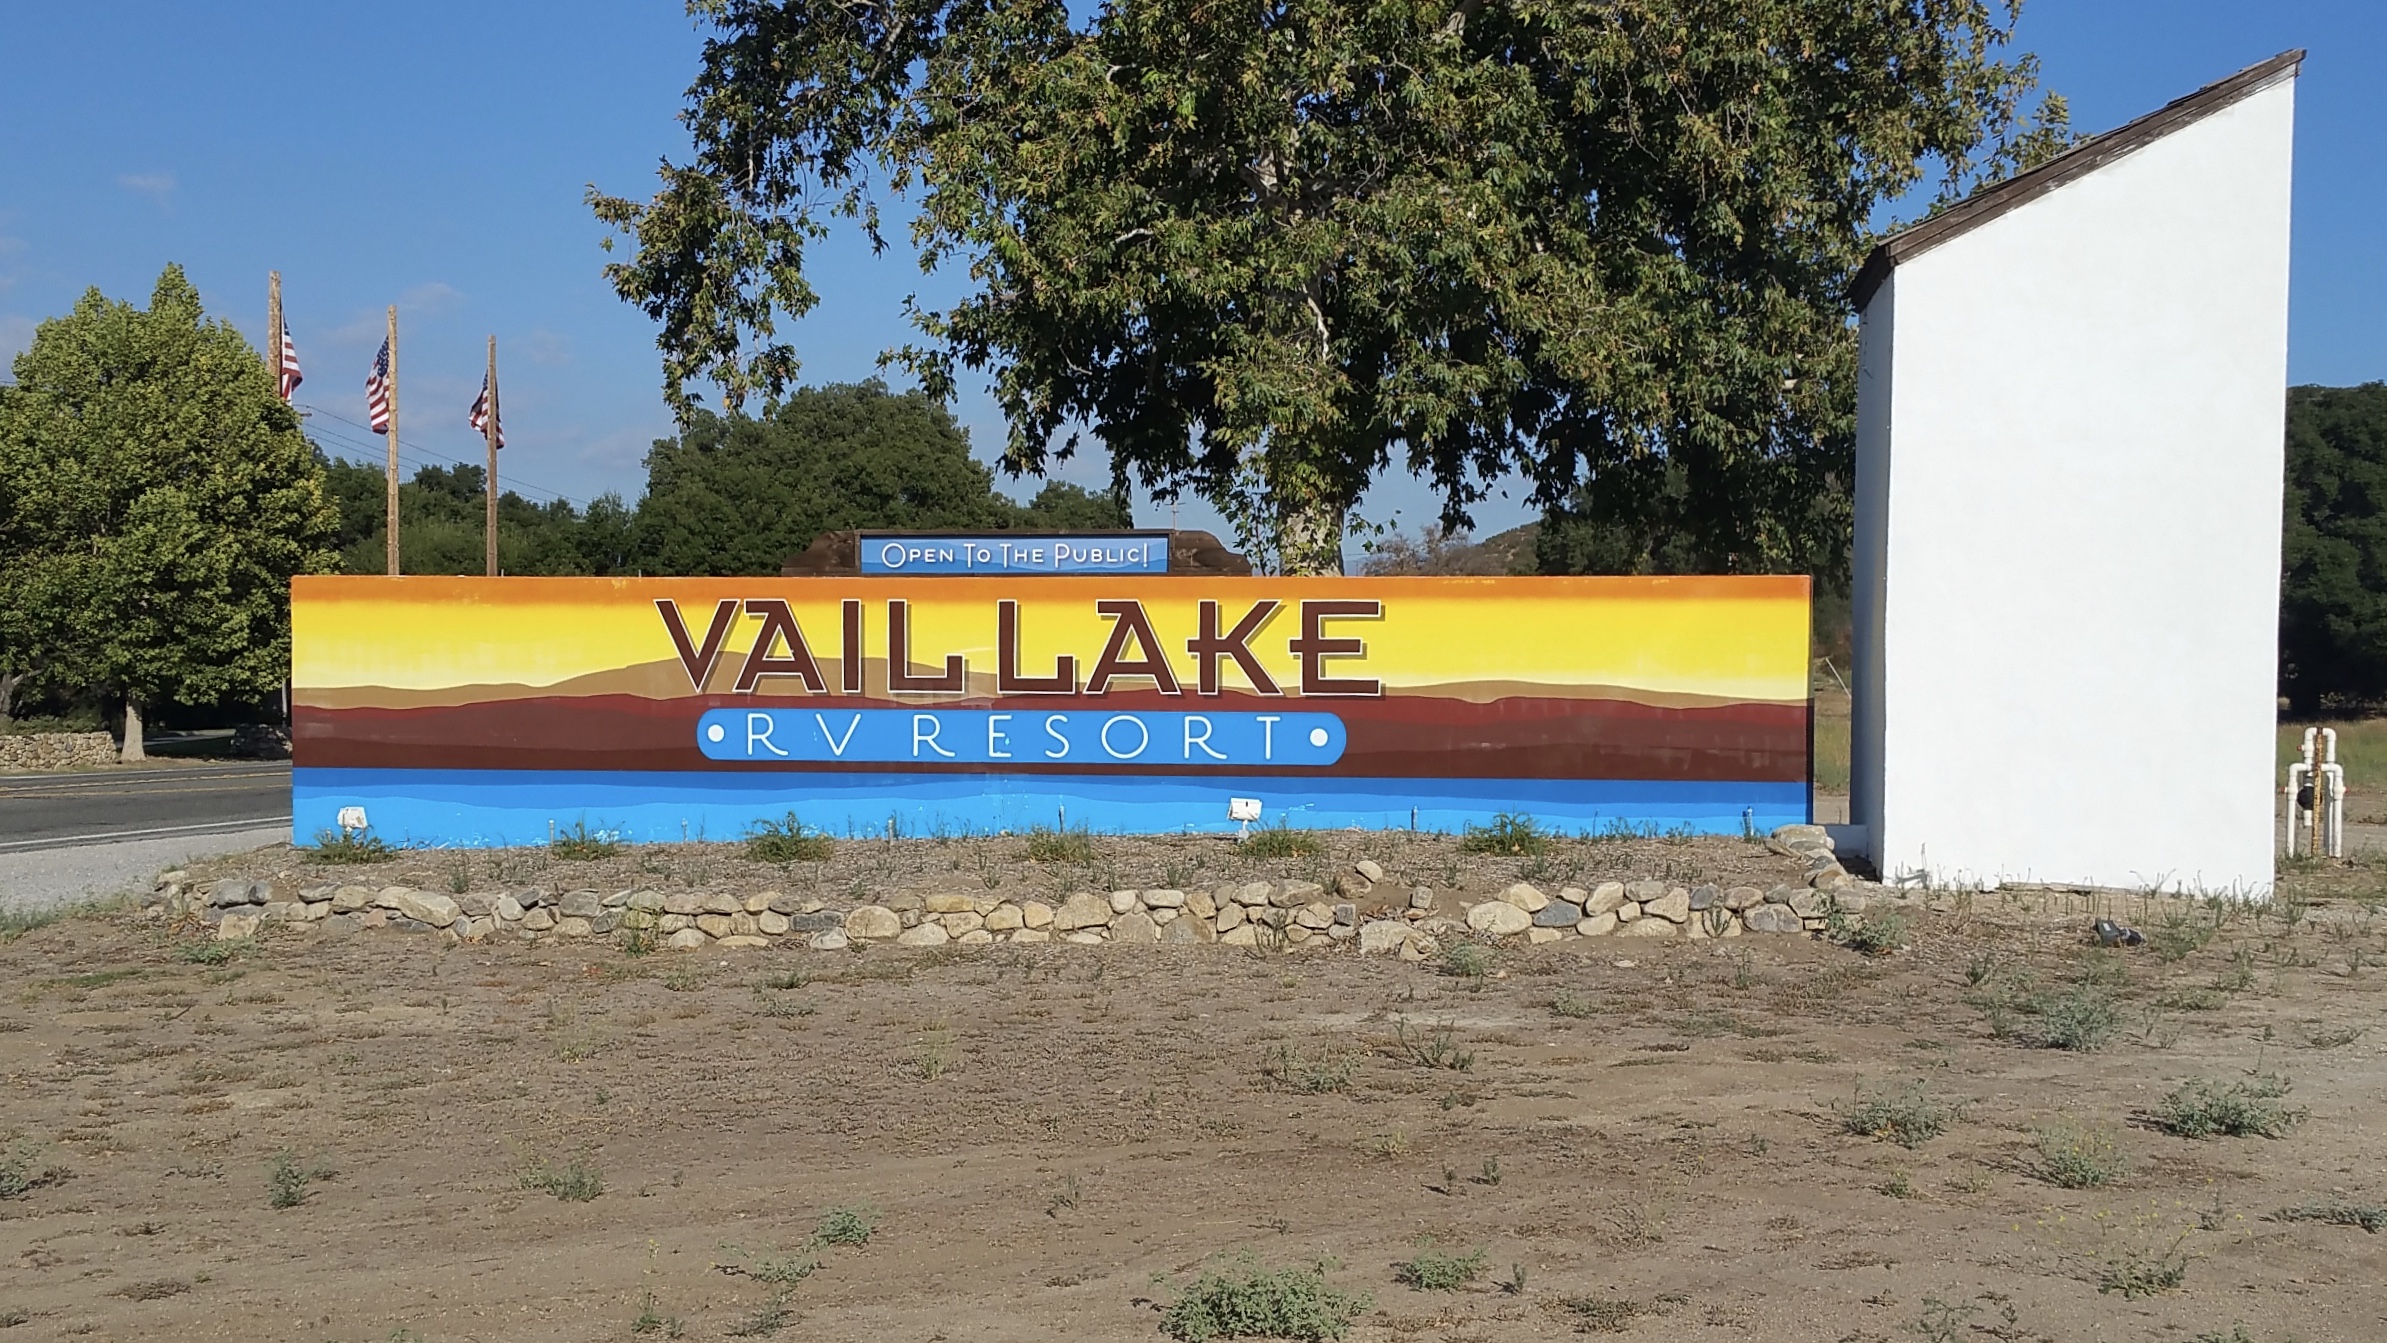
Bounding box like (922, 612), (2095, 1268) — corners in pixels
(0, 826), (290, 915)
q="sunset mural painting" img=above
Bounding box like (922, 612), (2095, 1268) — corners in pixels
(289, 576), (1812, 847)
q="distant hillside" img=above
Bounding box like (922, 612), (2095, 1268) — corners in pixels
(1357, 522), (1541, 575)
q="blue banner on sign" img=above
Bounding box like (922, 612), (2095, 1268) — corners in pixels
(856, 533), (1171, 575)
(696, 709), (1344, 768)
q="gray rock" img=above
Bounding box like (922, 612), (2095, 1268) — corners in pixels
(785, 911), (843, 933)
(1333, 902), (1356, 926)
(1142, 888), (1187, 909)
(558, 890), (604, 919)
(456, 891), (496, 917)
(1326, 923), (1355, 941)
(1581, 882), (1627, 915)
(296, 883), (333, 901)
(330, 885), (374, 913)
(388, 890), (463, 927)
(590, 912), (622, 935)
(666, 928), (709, 950)
(601, 889), (633, 909)
(846, 906), (903, 940)
(217, 911), (264, 940)
(1641, 887), (1692, 923)
(494, 894), (525, 921)
(1688, 884), (1722, 911)
(628, 890), (666, 913)
(1763, 884), (1801, 904)
(703, 892), (743, 915)
(1743, 904), (1803, 934)
(1358, 920), (1410, 956)
(1410, 886), (1436, 911)
(1112, 911), (1160, 944)
(1772, 823), (1831, 848)
(1625, 879), (1668, 904)
(1724, 885), (1766, 910)
(319, 913), (362, 936)
(895, 922), (950, 947)
(260, 901), (304, 922)
(554, 916), (594, 938)
(1355, 858), (1386, 884)
(207, 879), (257, 908)
(1107, 889), (1140, 914)
(1159, 915), (1212, 944)
(512, 886), (554, 908)
(1232, 881), (1274, 907)
(663, 892), (704, 916)
(809, 928), (851, 951)
(1533, 901), (1582, 928)
(521, 907), (556, 932)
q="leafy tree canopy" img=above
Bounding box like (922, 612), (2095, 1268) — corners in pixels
(2281, 382), (2387, 712)
(592, 0), (2068, 572)
(322, 457), (640, 577)
(0, 265), (339, 745)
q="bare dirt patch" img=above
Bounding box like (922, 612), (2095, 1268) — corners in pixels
(1, 845), (2383, 1341)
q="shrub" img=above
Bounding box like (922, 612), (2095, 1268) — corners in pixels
(2277, 1198), (2387, 1233)
(1261, 1044), (1356, 1094)
(2029, 984), (2123, 1051)
(1838, 1079), (1953, 1149)
(520, 1158), (604, 1201)
(1393, 1020), (1473, 1071)
(1395, 1240), (1488, 1291)
(266, 1150), (323, 1209)
(2148, 913), (2216, 963)
(1160, 1254), (1370, 1342)
(1240, 823), (1324, 859)
(308, 829), (399, 863)
(2099, 1232), (2189, 1297)
(745, 814), (833, 864)
(174, 939), (253, 965)
(2154, 1075), (2306, 1139)
(816, 1204), (879, 1247)
(0, 1142), (62, 1200)
(551, 820), (622, 861)
(1024, 825), (1099, 862)
(1838, 910), (1908, 957)
(1459, 812), (1549, 857)
(1440, 942), (1494, 987)
(2035, 1121), (2127, 1189)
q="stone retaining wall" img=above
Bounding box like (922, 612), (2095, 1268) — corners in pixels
(0, 732), (117, 770)
(152, 825), (1907, 954)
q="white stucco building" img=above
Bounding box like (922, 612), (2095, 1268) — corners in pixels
(1850, 52), (2301, 894)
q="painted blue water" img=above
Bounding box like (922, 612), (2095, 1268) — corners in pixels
(291, 768), (1810, 849)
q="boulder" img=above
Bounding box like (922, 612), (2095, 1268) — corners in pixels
(1215, 902), (1247, 933)
(1355, 858), (1386, 885)
(1409, 886), (1436, 911)
(1499, 882), (1550, 912)
(1108, 890), (1140, 914)
(1576, 911), (1619, 937)
(664, 892), (704, 916)
(925, 892), (976, 914)
(696, 914), (735, 938)
(1232, 881), (1274, 907)
(1054, 891), (1113, 931)
(521, 908), (556, 932)
(1614, 901), (1642, 924)
(1112, 912), (1160, 944)
(1620, 917), (1677, 938)
(1688, 884), (1722, 911)
(1533, 902), (1582, 928)
(703, 893), (743, 915)
(757, 911), (791, 936)
(388, 890), (462, 928)
(1183, 887), (1217, 919)
(1142, 888), (1187, 909)
(1527, 926), (1565, 945)
(1159, 915), (1213, 944)
(1641, 887), (1692, 923)
(1466, 901), (1533, 937)
(330, 885), (374, 913)
(665, 928), (709, 950)
(717, 935), (770, 949)
(207, 879), (259, 908)
(1581, 882), (1627, 916)
(896, 922), (950, 947)
(845, 906), (902, 940)
(809, 928), (851, 951)
(1742, 904), (1802, 934)
(1724, 886), (1766, 911)
(984, 904), (1025, 932)
(1021, 900), (1056, 929)
(558, 890), (604, 919)
(1358, 920), (1410, 956)
(1625, 879), (1668, 904)
(942, 911), (986, 936)
(955, 929), (995, 946)
(1293, 902), (1336, 930)
(554, 916), (595, 938)
(217, 911), (264, 940)
(456, 891), (497, 918)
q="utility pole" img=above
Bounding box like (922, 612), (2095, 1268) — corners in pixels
(266, 272), (283, 392)
(484, 335), (500, 577)
(384, 306), (401, 576)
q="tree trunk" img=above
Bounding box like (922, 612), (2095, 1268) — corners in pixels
(120, 698), (145, 763)
(0, 670), (21, 722)
(1275, 496), (1348, 577)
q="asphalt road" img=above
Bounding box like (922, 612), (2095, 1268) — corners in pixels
(0, 762), (291, 855)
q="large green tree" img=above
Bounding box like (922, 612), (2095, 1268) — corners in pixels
(321, 457), (641, 577)
(2281, 382), (2387, 713)
(0, 265), (339, 757)
(634, 379), (1127, 575)
(592, 0), (2066, 573)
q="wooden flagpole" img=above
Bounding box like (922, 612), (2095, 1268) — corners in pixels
(484, 335), (499, 577)
(266, 272), (283, 395)
(384, 306), (401, 576)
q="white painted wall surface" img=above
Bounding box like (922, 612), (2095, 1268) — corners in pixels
(1852, 75), (2296, 894)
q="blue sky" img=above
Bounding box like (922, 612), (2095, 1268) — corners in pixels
(2, 2), (2381, 550)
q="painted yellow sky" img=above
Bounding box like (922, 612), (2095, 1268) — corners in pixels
(293, 575), (1810, 702)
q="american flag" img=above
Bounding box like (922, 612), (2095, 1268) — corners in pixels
(366, 337), (392, 432)
(277, 325), (304, 401)
(469, 370), (503, 449)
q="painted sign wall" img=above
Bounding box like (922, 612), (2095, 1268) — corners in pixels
(291, 575), (1811, 847)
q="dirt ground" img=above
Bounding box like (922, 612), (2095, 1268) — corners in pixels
(4, 837), (2386, 1343)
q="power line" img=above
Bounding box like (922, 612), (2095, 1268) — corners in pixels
(294, 401), (594, 507)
